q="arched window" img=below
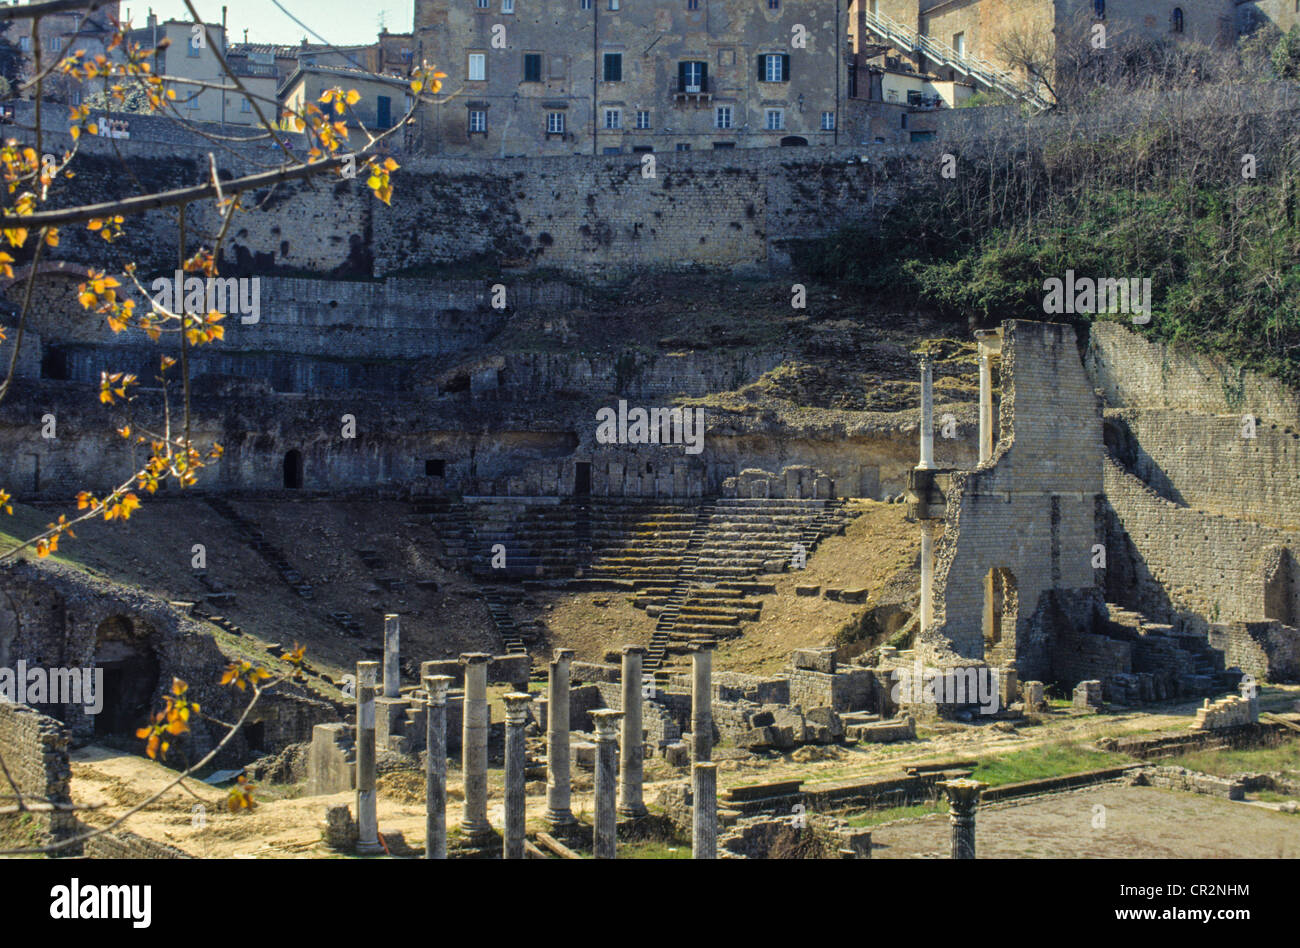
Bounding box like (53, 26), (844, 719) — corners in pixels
(1171, 7), (1184, 33)
(283, 449), (304, 489)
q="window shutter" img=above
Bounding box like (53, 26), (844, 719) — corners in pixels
(781, 54), (790, 81)
(700, 62), (708, 91)
(678, 61), (688, 90)
(757, 54), (765, 80)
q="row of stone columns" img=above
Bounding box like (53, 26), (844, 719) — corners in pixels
(355, 637), (721, 859)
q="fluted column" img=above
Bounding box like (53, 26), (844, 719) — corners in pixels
(502, 691), (532, 860)
(618, 645), (648, 818)
(592, 709), (623, 859)
(546, 648), (577, 831)
(940, 778), (987, 859)
(691, 640), (715, 763)
(919, 357), (934, 470)
(423, 674), (452, 859)
(459, 652), (492, 841)
(355, 661), (383, 854)
(383, 613), (400, 698)
(692, 761), (718, 859)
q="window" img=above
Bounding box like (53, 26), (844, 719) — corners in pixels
(18, 36), (30, 52)
(676, 142), (691, 151)
(241, 97), (252, 113)
(760, 53), (790, 82)
(765, 108), (783, 130)
(848, 64), (858, 98)
(503, 0), (514, 11)
(604, 108), (622, 129)
(1171, 7), (1183, 33)
(186, 93), (200, 110)
(524, 53), (542, 81)
(1094, 0), (1105, 17)
(581, 0), (592, 8)
(953, 32), (965, 58)
(679, 60), (706, 92)
(477, 0), (489, 7)
(715, 105), (732, 129)
(603, 52), (622, 81)
(635, 109), (651, 129)
(767, 0), (779, 8)
(820, 110), (835, 130)
(188, 37), (200, 57)
(50, 37), (63, 52)
(687, 0), (699, 8)
(603, 146), (622, 154)
(712, 142), (735, 149)
(469, 109), (487, 132)
(377, 95), (392, 127)
(901, 112), (907, 129)
(608, 0), (619, 8)
(547, 111), (565, 133)
(468, 52), (486, 81)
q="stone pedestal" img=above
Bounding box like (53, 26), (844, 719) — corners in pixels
(382, 613), (400, 699)
(354, 661), (383, 854)
(939, 778), (986, 859)
(592, 709), (623, 859)
(546, 648), (577, 832)
(424, 675), (452, 860)
(692, 761), (718, 859)
(460, 652), (493, 841)
(618, 646), (649, 818)
(691, 641), (716, 763)
(502, 692), (532, 860)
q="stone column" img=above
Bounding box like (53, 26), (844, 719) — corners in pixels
(979, 349), (993, 463)
(502, 691), (532, 860)
(424, 675), (452, 859)
(459, 652), (492, 841)
(618, 645), (648, 818)
(592, 709), (623, 860)
(939, 778), (987, 859)
(382, 614), (401, 699)
(919, 522), (935, 634)
(354, 661), (383, 854)
(918, 357), (934, 470)
(545, 648), (577, 832)
(691, 640), (715, 763)
(692, 761), (718, 859)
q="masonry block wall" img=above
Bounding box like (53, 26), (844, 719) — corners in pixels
(1089, 322), (1300, 642)
(924, 319), (1104, 678)
(0, 701), (76, 846)
(1207, 620), (1300, 682)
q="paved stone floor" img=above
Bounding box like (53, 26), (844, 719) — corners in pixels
(870, 785), (1300, 858)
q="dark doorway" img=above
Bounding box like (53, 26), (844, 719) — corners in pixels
(243, 721), (266, 753)
(40, 345), (70, 380)
(377, 95), (392, 127)
(426, 459), (446, 477)
(92, 619), (160, 741)
(574, 462), (592, 496)
(283, 449), (304, 489)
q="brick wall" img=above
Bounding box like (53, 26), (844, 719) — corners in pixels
(0, 701), (76, 847)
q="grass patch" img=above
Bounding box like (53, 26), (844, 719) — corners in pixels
(970, 741), (1131, 787)
(845, 801), (945, 827)
(618, 837), (692, 859)
(1161, 745), (1300, 778)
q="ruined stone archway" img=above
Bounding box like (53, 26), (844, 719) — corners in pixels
(92, 615), (160, 741)
(983, 568), (1018, 662)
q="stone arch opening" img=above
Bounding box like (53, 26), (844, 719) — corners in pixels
(982, 567), (1018, 655)
(1262, 546), (1295, 627)
(92, 615), (160, 741)
(283, 449), (304, 489)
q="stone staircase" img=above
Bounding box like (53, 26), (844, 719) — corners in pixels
(645, 504), (714, 669)
(415, 498), (473, 570)
(483, 586), (528, 655)
(860, 8), (1052, 110)
(694, 498), (849, 578)
(1102, 603), (1243, 701)
(206, 497), (314, 599)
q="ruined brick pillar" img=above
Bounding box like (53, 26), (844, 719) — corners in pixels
(383, 613), (400, 699)
(502, 691), (532, 860)
(618, 645), (649, 819)
(918, 357), (934, 470)
(939, 778), (987, 859)
(974, 328), (1002, 464)
(459, 652), (493, 842)
(423, 674), (453, 859)
(354, 661), (383, 854)
(546, 648), (577, 833)
(692, 761), (718, 859)
(592, 709), (623, 859)
(691, 640), (716, 763)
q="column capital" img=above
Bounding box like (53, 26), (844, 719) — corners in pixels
(693, 639), (717, 653)
(384, 613), (400, 622)
(552, 648), (575, 664)
(621, 645), (647, 657)
(503, 691), (533, 724)
(692, 761), (718, 775)
(356, 660), (378, 685)
(938, 778), (987, 815)
(423, 675), (453, 705)
(460, 652), (492, 666)
(591, 709), (623, 740)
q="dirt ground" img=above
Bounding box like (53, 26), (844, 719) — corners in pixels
(869, 785), (1300, 859)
